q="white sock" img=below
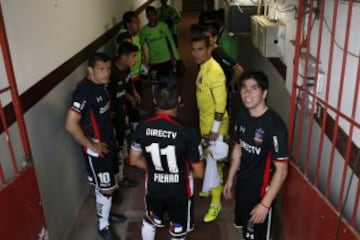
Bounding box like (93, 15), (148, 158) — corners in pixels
(171, 237), (185, 240)
(95, 188), (112, 230)
(141, 219), (156, 240)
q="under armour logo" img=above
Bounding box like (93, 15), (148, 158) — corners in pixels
(240, 126), (246, 133)
(96, 96), (103, 103)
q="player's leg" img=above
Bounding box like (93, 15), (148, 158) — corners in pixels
(203, 160), (224, 222)
(85, 151), (121, 240)
(168, 198), (191, 240)
(142, 195), (165, 240)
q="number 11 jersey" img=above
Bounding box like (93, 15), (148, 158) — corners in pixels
(131, 114), (202, 199)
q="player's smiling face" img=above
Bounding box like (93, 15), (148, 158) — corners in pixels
(240, 78), (268, 111)
(88, 61), (111, 85)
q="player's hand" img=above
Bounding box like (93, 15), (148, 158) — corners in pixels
(134, 91), (141, 103)
(249, 203), (269, 224)
(208, 131), (218, 142)
(90, 141), (109, 156)
(223, 181), (233, 199)
(129, 97), (137, 108)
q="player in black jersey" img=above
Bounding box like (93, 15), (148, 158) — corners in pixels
(129, 82), (204, 240)
(108, 42), (139, 188)
(223, 71), (288, 240)
(65, 53), (120, 240)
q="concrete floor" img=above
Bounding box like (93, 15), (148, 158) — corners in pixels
(66, 11), (246, 240)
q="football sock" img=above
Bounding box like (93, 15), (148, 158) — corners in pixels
(141, 218), (156, 240)
(95, 188), (112, 230)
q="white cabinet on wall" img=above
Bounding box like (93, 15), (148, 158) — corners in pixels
(251, 15), (285, 57)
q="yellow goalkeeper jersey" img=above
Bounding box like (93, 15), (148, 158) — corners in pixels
(196, 57), (229, 136)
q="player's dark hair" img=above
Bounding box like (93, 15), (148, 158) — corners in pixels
(88, 52), (110, 68)
(201, 23), (218, 37)
(215, 9), (225, 23)
(238, 71), (269, 91)
(146, 6), (156, 14)
(154, 81), (178, 110)
(122, 11), (137, 29)
(116, 31), (132, 44)
(117, 41), (138, 57)
(191, 34), (210, 48)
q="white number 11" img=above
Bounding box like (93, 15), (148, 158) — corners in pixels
(145, 143), (179, 173)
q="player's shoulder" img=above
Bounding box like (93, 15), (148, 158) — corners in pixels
(265, 108), (287, 130)
(234, 107), (250, 123)
(73, 78), (92, 95)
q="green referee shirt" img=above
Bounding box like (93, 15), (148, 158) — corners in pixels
(140, 21), (180, 64)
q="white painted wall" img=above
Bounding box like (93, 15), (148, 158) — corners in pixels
(0, 0), (152, 238)
(236, 0), (360, 231)
(0, 0), (149, 105)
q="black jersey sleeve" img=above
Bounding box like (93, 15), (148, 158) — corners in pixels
(69, 84), (90, 116)
(213, 47), (239, 72)
(184, 127), (202, 164)
(271, 120), (289, 161)
(131, 124), (143, 152)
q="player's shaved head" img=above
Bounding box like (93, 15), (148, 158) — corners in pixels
(154, 82), (178, 110)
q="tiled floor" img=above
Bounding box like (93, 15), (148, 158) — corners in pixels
(66, 11), (246, 240)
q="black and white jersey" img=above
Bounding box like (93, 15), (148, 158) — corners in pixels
(233, 108), (288, 196)
(212, 47), (239, 83)
(108, 64), (131, 111)
(69, 78), (116, 151)
(131, 114), (202, 199)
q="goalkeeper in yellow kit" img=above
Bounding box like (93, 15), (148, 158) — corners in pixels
(191, 34), (229, 222)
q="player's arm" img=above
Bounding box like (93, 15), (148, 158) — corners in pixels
(230, 64), (244, 87)
(250, 124), (289, 224)
(250, 160), (288, 224)
(191, 161), (204, 178)
(129, 148), (147, 170)
(223, 142), (241, 199)
(162, 23), (180, 60)
(65, 110), (108, 155)
(208, 71), (227, 141)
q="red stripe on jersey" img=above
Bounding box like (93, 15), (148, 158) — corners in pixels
(145, 114), (181, 126)
(68, 108), (82, 116)
(272, 159), (288, 163)
(260, 152), (272, 197)
(90, 109), (102, 141)
(186, 161), (192, 197)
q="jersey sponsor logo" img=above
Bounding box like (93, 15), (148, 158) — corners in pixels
(116, 90), (125, 98)
(99, 102), (110, 114)
(145, 128), (178, 139)
(273, 136), (279, 153)
(254, 128), (264, 145)
(240, 140), (261, 155)
(153, 173), (179, 183)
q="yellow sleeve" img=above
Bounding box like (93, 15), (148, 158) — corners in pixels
(208, 68), (227, 114)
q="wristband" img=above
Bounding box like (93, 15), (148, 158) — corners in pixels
(260, 202), (270, 209)
(211, 120), (221, 133)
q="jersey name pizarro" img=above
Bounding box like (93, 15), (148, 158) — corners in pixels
(108, 64), (131, 108)
(70, 78), (115, 149)
(132, 114), (202, 199)
(234, 108), (288, 190)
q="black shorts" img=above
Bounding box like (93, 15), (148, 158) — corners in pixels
(234, 184), (271, 240)
(145, 195), (192, 237)
(82, 149), (117, 190)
